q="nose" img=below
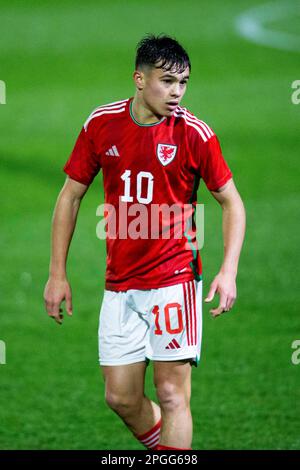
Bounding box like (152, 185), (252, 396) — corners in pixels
(170, 83), (181, 98)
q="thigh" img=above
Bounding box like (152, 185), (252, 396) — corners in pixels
(101, 362), (147, 398)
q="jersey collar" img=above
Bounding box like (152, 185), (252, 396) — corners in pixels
(129, 98), (166, 127)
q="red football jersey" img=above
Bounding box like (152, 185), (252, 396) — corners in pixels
(64, 98), (232, 291)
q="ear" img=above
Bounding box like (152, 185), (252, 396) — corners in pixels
(133, 70), (145, 91)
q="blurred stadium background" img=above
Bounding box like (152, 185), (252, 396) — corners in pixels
(0, 0), (299, 450)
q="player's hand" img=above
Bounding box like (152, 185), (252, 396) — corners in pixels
(43, 277), (73, 325)
(204, 271), (237, 318)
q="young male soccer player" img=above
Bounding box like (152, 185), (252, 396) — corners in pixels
(44, 34), (246, 450)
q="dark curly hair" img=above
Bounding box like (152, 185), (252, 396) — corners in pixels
(135, 34), (191, 74)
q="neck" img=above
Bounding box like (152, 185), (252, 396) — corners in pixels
(131, 94), (164, 125)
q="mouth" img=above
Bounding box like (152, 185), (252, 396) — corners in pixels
(166, 101), (179, 110)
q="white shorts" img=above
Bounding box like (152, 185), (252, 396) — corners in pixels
(98, 280), (202, 366)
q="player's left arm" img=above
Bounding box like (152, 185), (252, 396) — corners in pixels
(204, 178), (246, 317)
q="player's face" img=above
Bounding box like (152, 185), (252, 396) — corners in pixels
(142, 64), (190, 117)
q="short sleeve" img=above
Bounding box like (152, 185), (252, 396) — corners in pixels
(63, 126), (101, 186)
(199, 135), (232, 191)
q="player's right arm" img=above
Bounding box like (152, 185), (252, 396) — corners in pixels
(43, 176), (88, 325)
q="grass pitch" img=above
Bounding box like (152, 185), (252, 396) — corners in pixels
(0, 0), (299, 450)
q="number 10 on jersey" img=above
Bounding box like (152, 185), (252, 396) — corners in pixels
(121, 170), (154, 204)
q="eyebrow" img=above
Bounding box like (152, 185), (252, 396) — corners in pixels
(161, 74), (190, 81)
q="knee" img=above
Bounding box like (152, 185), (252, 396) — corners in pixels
(156, 382), (190, 413)
(105, 390), (142, 417)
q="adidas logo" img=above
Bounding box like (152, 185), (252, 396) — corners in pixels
(105, 145), (120, 157)
(165, 338), (181, 350)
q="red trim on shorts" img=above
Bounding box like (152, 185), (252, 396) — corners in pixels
(183, 282), (191, 346)
(184, 280), (197, 346)
(187, 281), (193, 345)
(191, 280), (197, 345)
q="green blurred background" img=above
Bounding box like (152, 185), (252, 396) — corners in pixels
(0, 0), (299, 450)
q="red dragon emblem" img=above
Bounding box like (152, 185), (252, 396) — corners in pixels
(157, 144), (177, 166)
